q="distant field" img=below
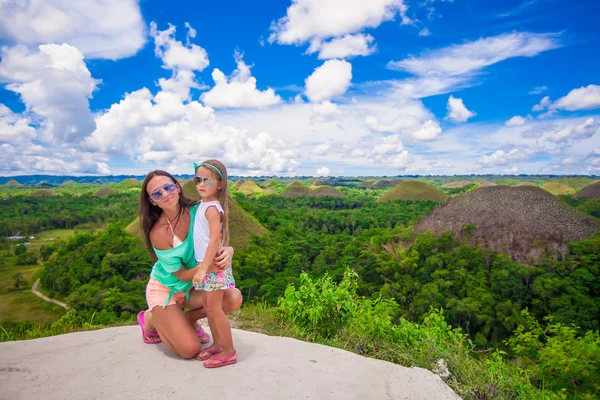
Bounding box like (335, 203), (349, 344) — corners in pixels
(0, 264), (39, 293)
(0, 291), (65, 324)
(28, 229), (78, 249)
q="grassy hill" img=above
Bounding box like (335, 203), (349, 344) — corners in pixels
(541, 182), (576, 195)
(309, 186), (344, 198)
(93, 188), (116, 197)
(281, 181), (310, 198)
(441, 180), (473, 189)
(416, 186), (600, 263)
(4, 180), (21, 187)
(31, 189), (58, 197)
(575, 181), (600, 199)
(237, 181), (264, 195)
(476, 180), (496, 187)
(516, 182), (535, 187)
(377, 181), (446, 202)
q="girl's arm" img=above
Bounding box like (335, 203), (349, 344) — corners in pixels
(192, 206), (223, 285)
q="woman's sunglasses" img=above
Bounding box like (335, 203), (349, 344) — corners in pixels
(193, 176), (215, 187)
(149, 182), (177, 202)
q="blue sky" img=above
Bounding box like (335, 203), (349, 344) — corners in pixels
(0, 0), (599, 177)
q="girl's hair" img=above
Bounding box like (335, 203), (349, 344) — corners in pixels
(195, 159), (229, 247)
(139, 170), (195, 260)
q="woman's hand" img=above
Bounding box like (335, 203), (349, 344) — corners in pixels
(213, 246), (234, 270)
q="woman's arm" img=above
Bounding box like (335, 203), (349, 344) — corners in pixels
(214, 246), (234, 269)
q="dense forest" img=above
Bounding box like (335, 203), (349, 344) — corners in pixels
(6, 191), (594, 349)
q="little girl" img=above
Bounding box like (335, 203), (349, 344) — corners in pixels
(191, 159), (237, 368)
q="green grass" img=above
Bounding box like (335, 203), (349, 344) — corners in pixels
(0, 291), (65, 324)
(0, 264), (39, 292)
(29, 229), (77, 249)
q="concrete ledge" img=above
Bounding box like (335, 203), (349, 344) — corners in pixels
(0, 326), (460, 400)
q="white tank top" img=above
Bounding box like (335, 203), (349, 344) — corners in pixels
(193, 200), (223, 263)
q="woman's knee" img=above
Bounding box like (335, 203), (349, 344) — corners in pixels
(174, 338), (201, 359)
(224, 288), (243, 313)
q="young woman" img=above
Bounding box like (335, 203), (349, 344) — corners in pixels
(137, 170), (243, 359)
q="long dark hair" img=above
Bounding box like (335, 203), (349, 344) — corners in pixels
(195, 159), (229, 247)
(139, 170), (195, 260)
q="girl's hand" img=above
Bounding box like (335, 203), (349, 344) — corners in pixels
(213, 246), (234, 270)
(192, 270), (206, 289)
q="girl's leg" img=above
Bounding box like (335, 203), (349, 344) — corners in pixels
(201, 291), (223, 353)
(151, 304), (200, 359)
(203, 290), (236, 366)
(182, 288), (243, 330)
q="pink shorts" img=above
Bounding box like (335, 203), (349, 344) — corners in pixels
(146, 278), (187, 310)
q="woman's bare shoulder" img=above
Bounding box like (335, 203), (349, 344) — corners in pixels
(149, 218), (171, 250)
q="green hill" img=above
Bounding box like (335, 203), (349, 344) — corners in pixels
(281, 181), (310, 197)
(93, 188), (116, 197)
(118, 178), (141, 188)
(233, 179), (246, 189)
(516, 182), (535, 187)
(61, 180), (77, 186)
(441, 180), (474, 189)
(237, 181), (264, 195)
(31, 189), (58, 197)
(377, 181), (446, 202)
(4, 180), (21, 187)
(541, 182), (576, 196)
(309, 186), (344, 198)
(476, 180), (496, 187)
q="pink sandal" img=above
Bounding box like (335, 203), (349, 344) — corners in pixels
(137, 311), (161, 344)
(196, 346), (224, 361)
(204, 350), (237, 368)
(197, 326), (211, 344)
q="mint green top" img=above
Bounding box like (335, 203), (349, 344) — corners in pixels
(150, 204), (198, 307)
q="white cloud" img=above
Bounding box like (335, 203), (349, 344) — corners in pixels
(478, 149), (525, 167)
(312, 143), (331, 156)
(371, 134), (405, 154)
(505, 116), (527, 126)
(308, 34), (377, 59)
(446, 95), (475, 123)
(305, 59), (352, 102)
(0, 0), (145, 60)
(561, 156), (582, 165)
(0, 105), (36, 145)
(84, 67), (299, 174)
(547, 118), (599, 143)
(419, 28), (431, 37)
(312, 101), (341, 117)
(150, 22), (209, 71)
(551, 84), (600, 111)
(528, 85), (548, 95)
(0, 44), (99, 142)
(269, 0), (410, 45)
(316, 166), (330, 176)
(504, 166), (520, 174)
(594, 148), (600, 156)
(532, 95), (551, 112)
(388, 32), (559, 77)
(364, 98), (442, 141)
(200, 52), (282, 109)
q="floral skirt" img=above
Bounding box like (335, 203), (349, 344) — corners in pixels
(195, 266), (236, 291)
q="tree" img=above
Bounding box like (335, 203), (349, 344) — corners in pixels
(12, 272), (27, 289)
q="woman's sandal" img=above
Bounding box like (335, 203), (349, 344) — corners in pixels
(204, 350), (237, 368)
(137, 311), (161, 344)
(196, 346), (224, 361)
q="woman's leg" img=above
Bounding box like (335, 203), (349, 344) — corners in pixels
(151, 304), (200, 359)
(203, 290), (236, 365)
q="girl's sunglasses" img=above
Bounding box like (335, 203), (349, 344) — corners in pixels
(149, 183), (177, 202)
(193, 176), (215, 187)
